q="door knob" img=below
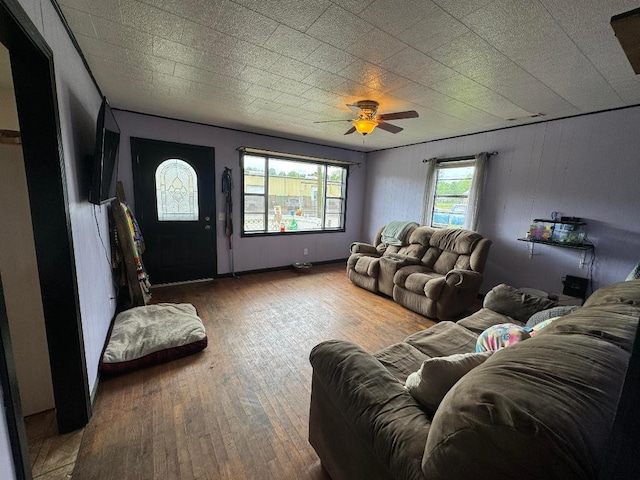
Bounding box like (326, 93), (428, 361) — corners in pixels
(205, 216), (210, 221)
(204, 225), (211, 230)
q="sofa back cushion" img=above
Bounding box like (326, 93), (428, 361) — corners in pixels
(420, 229), (482, 275)
(483, 284), (557, 323)
(396, 227), (428, 256)
(583, 278), (640, 308)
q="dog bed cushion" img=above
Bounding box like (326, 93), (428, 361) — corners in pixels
(100, 303), (207, 374)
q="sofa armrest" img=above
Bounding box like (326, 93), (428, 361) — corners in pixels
(310, 340), (431, 477)
(445, 270), (483, 289)
(393, 264), (433, 287)
(350, 242), (380, 255)
(310, 340), (411, 417)
(424, 270), (483, 300)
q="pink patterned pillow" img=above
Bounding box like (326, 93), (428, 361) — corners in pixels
(476, 323), (531, 352)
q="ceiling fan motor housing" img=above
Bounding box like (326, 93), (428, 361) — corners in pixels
(353, 100), (379, 119)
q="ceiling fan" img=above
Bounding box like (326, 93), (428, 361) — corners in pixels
(315, 100), (419, 136)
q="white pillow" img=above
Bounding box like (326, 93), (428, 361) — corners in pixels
(405, 351), (493, 411)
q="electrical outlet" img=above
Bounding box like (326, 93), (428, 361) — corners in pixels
(303, 248), (308, 255)
(218, 212), (225, 221)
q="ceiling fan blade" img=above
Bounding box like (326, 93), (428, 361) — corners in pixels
(313, 119), (351, 124)
(377, 122), (403, 134)
(344, 126), (356, 135)
(378, 110), (419, 121)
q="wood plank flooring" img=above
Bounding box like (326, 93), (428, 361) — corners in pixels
(73, 263), (438, 480)
(25, 409), (83, 479)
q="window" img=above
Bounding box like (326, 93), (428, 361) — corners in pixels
(423, 153), (488, 231)
(241, 151), (347, 235)
(155, 158), (199, 221)
(430, 161), (474, 228)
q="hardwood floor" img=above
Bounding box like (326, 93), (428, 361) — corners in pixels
(73, 263), (438, 479)
(25, 409), (83, 479)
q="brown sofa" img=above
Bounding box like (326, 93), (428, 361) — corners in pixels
(347, 226), (491, 320)
(309, 279), (640, 480)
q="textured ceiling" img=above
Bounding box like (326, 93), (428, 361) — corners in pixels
(57, 0), (640, 151)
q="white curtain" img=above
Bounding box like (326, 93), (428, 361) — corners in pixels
(420, 158), (437, 225)
(465, 152), (488, 231)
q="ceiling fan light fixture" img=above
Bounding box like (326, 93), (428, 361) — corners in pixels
(353, 118), (377, 135)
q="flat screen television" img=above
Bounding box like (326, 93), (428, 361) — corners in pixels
(88, 96), (120, 205)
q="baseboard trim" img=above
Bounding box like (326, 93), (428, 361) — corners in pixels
(216, 258), (348, 279)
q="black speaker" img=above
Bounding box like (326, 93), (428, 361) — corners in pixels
(563, 275), (589, 299)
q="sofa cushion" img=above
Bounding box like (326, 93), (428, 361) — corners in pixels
(536, 304), (640, 352)
(354, 255), (380, 276)
(405, 321), (478, 357)
(456, 308), (515, 334)
(405, 351), (492, 412)
(483, 283), (557, 323)
(397, 242), (427, 259)
(583, 278), (640, 308)
(393, 265), (433, 287)
(404, 272), (442, 294)
(433, 251), (473, 275)
(408, 226), (436, 246)
(374, 342), (427, 383)
(430, 228), (481, 255)
(526, 305), (580, 327)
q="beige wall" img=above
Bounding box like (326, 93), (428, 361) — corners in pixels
(0, 144), (55, 415)
(0, 87), (19, 131)
(0, 44), (54, 416)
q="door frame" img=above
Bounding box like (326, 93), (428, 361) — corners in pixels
(131, 137), (218, 282)
(0, 275), (30, 480)
(1, 0), (91, 445)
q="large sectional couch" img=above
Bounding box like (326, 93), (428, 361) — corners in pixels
(309, 279), (640, 480)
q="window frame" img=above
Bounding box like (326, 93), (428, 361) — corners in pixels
(428, 159), (476, 229)
(240, 151), (348, 237)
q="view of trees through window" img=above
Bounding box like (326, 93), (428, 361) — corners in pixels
(242, 153), (347, 234)
(431, 163), (475, 228)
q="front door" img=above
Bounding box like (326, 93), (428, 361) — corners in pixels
(132, 138), (216, 284)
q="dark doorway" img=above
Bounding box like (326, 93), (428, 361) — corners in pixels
(132, 138), (216, 284)
(1, 0), (91, 442)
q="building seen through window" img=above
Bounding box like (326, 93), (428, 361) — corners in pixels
(241, 152), (347, 235)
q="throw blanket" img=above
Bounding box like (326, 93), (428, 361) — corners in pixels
(381, 221), (418, 246)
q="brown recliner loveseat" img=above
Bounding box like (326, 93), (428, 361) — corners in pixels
(347, 226), (491, 320)
(392, 228), (491, 320)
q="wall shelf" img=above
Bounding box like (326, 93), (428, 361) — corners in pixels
(517, 237), (593, 251)
(518, 237), (594, 268)
(522, 217), (593, 268)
